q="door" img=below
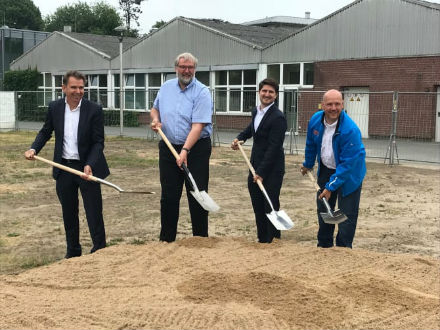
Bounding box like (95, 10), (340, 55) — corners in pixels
(436, 87), (440, 142)
(283, 89), (298, 132)
(343, 88), (369, 138)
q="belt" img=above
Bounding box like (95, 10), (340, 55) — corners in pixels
(62, 158), (81, 164)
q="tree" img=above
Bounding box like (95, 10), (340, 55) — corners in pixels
(44, 1), (122, 35)
(149, 20), (166, 33)
(119, 0), (146, 33)
(0, 0), (44, 30)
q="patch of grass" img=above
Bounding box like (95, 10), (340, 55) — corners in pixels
(7, 232), (20, 237)
(108, 237), (124, 246)
(130, 238), (145, 245)
(0, 239), (5, 247)
(19, 256), (55, 270)
(107, 154), (157, 167)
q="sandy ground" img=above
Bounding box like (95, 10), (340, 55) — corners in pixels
(0, 133), (439, 329)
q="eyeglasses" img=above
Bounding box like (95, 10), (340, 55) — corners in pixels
(177, 65), (195, 71)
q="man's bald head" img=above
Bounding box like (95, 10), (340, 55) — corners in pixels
(322, 89), (344, 124)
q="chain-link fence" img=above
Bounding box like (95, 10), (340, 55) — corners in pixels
(3, 89), (439, 164)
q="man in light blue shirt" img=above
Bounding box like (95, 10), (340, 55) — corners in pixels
(150, 52), (213, 242)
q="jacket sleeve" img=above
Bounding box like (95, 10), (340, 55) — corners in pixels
(325, 128), (364, 192)
(31, 103), (55, 153)
(303, 117), (318, 169)
(255, 114), (287, 179)
(236, 122), (253, 143)
(85, 104), (105, 169)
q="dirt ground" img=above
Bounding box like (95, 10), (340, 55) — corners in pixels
(0, 131), (439, 329)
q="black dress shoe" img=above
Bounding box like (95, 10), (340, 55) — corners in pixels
(65, 251), (82, 259)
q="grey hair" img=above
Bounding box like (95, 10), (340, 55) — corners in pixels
(174, 52), (198, 68)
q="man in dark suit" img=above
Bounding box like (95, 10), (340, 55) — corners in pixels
(231, 78), (287, 243)
(24, 70), (109, 258)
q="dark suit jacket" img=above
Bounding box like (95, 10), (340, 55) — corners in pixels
(31, 98), (110, 180)
(237, 104), (287, 180)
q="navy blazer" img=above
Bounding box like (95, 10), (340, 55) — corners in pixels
(237, 104), (287, 179)
(31, 98), (110, 180)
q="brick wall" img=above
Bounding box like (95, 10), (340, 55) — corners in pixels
(309, 56), (440, 139)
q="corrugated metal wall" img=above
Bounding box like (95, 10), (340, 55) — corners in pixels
(262, 0), (440, 63)
(116, 18), (262, 71)
(11, 33), (111, 73)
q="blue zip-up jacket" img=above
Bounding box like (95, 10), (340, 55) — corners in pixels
(303, 110), (366, 197)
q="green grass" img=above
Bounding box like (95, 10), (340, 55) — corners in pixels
(6, 233), (20, 237)
(108, 237), (124, 246)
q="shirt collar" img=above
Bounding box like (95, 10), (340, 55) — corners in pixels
(258, 102), (273, 113)
(65, 98), (82, 112)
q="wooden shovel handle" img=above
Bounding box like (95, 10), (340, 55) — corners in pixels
(156, 127), (180, 160)
(306, 170), (321, 191)
(237, 143), (266, 190)
(33, 155), (98, 182)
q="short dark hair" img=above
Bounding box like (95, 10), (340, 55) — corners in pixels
(63, 70), (87, 85)
(258, 78), (279, 94)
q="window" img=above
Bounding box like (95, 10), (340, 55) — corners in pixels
(38, 73), (53, 106)
(147, 73), (161, 109)
(267, 65), (280, 84)
(283, 63), (300, 85)
(87, 74), (108, 107)
(303, 63), (314, 85)
(214, 70), (257, 113)
(195, 71), (210, 86)
(123, 73), (146, 110)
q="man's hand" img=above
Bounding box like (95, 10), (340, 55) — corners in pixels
(150, 119), (162, 132)
(253, 174), (263, 183)
(319, 188), (331, 201)
(300, 166), (311, 176)
(177, 149), (188, 167)
(81, 165), (92, 180)
(231, 139), (243, 150)
(24, 149), (35, 160)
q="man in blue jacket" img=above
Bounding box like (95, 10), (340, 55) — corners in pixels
(301, 89), (366, 248)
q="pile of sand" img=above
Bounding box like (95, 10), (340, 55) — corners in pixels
(1, 237), (438, 329)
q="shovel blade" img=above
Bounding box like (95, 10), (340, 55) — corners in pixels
(320, 210), (348, 224)
(266, 210), (294, 231)
(190, 190), (220, 212)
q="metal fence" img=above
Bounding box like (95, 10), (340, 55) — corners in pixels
(2, 89), (439, 164)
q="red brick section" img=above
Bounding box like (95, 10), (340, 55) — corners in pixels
(301, 56), (440, 139)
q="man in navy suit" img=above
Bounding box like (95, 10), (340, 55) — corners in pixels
(24, 70), (109, 258)
(231, 78), (287, 243)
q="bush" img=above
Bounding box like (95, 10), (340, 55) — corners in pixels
(3, 68), (40, 91)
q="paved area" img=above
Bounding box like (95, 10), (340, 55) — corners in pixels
(14, 121), (440, 164)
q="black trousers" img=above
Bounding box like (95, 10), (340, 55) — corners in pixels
(158, 137), (211, 242)
(56, 159), (106, 256)
(317, 162), (362, 248)
(248, 170), (283, 243)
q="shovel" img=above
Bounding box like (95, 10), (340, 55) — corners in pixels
(156, 128), (220, 212)
(306, 171), (347, 224)
(33, 155), (155, 194)
(237, 143), (293, 230)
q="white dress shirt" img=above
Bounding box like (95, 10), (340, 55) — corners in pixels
(254, 102), (273, 132)
(62, 99), (82, 160)
(321, 118), (337, 169)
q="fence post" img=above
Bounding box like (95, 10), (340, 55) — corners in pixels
(384, 91), (399, 165)
(211, 88), (220, 147)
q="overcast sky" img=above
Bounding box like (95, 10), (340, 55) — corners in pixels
(27, 0), (361, 34)
(31, 0), (440, 34)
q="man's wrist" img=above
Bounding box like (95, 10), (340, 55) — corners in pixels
(182, 147), (190, 153)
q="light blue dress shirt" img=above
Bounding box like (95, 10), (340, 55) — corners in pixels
(153, 77), (213, 145)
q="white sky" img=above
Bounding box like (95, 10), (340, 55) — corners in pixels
(28, 0), (397, 34)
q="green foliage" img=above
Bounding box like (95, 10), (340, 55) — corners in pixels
(3, 68), (40, 91)
(103, 110), (140, 127)
(44, 1), (122, 35)
(119, 0), (144, 34)
(0, 0), (44, 30)
(149, 20), (166, 33)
